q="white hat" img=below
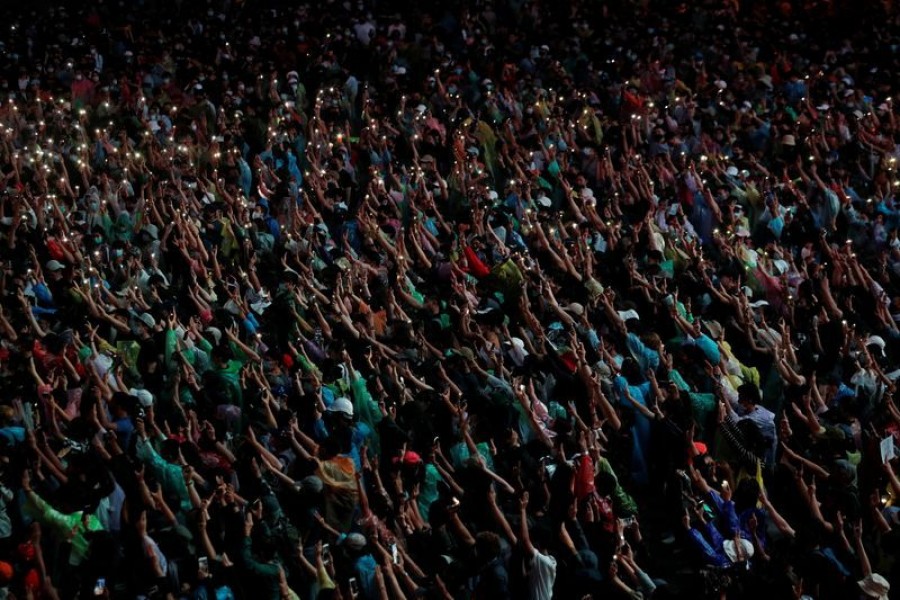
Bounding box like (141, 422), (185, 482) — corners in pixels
(581, 187), (595, 200)
(563, 302), (585, 316)
(505, 337), (530, 366)
(772, 259), (790, 274)
(344, 532), (367, 550)
(536, 194), (552, 207)
(138, 313), (156, 328)
(858, 573), (890, 600)
(415, 104), (427, 114)
(328, 397), (354, 417)
(781, 134), (796, 146)
(866, 335), (887, 356)
(508, 337), (528, 352)
(617, 309), (640, 322)
(129, 388), (154, 407)
(46, 260), (66, 271)
(205, 327), (222, 346)
(726, 166), (739, 177)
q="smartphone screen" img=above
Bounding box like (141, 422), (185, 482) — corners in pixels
(93, 578), (106, 596)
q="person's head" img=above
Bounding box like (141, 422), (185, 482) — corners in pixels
(594, 471), (618, 498)
(857, 573), (890, 600)
(737, 383), (761, 410)
(475, 531), (502, 562)
(135, 507), (148, 534)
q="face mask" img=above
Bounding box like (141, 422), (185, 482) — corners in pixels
(94, 235), (103, 245)
(89, 200), (100, 212)
(114, 249), (123, 258)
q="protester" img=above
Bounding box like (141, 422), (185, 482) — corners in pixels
(0, 0), (899, 599)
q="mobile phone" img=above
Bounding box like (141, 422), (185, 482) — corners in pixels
(198, 556), (209, 574)
(322, 543), (331, 565)
(390, 543), (399, 565)
(93, 578), (106, 596)
(348, 577), (359, 598)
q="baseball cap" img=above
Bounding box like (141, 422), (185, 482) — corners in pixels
(866, 335), (887, 356)
(129, 388), (154, 407)
(328, 397), (354, 418)
(138, 313), (156, 328)
(344, 532), (367, 550)
(45, 260), (66, 271)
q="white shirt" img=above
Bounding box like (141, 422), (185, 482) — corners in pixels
(528, 548), (557, 600)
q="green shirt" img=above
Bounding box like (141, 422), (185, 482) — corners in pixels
(136, 436), (192, 513)
(27, 491), (104, 565)
(240, 538), (282, 600)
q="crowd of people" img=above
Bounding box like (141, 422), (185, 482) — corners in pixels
(0, 0), (899, 598)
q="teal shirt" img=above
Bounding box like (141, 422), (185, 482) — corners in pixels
(136, 436), (192, 512)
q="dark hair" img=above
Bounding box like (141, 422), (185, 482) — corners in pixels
(737, 383), (761, 406)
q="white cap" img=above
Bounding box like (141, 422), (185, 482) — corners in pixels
(505, 337), (529, 366)
(46, 260), (66, 271)
(129, 388), (154, 407)
(205, 327), (222, 346)
(866, 335), (887, 356)
(617, 309), (640, 322)
(328, 397), (354, 417)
